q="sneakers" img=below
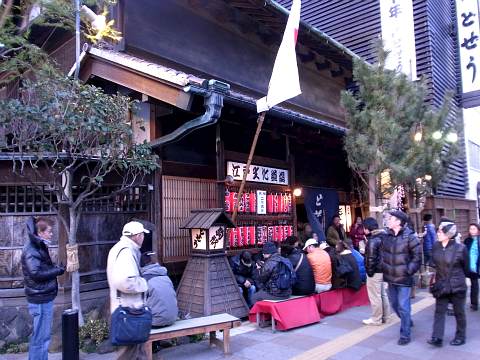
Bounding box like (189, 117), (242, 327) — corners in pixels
(362, 318), (382, 326)
(398, 337), (411, 346)
(449, 338), (465, 346)
(427, 337), (443, 347)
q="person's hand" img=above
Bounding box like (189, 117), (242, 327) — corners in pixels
(244, 280), (251, 288)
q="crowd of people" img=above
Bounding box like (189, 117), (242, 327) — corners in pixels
(20, 212), (480, 359)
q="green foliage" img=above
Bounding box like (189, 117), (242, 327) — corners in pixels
(79, 318), (109, 351)
(341, 44), (458, 198)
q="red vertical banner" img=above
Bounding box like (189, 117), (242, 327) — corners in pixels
(249, 191), (256, 214)
(225, 189), (231, 212)
(243, 226), (249, 247)
(267, 193), (274, 214)
(287, 193), (292, 213)
(278, 226), (284, 242)
(283, 225), (290, 240)
(249, 226), (256, 245)
(267, 226), (274, 242)
(231, 192), (238, 214)
(288, 225), (293, 236)
(279, 193), (285, 213)
(273, 193), (279, 214)
(243, 192), (250, 213)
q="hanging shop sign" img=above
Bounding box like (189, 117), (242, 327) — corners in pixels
(455, 0), (480, 95)
(257, 190), (267, 214)
(380, 0), (417, 80)
(226, 161), (289, 185)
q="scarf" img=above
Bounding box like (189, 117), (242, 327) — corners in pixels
(470, 236), (479, 274)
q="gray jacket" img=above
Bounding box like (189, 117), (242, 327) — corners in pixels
(142, 263), (178, 327)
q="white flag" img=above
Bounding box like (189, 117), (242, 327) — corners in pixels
(256, 0), (302, 113)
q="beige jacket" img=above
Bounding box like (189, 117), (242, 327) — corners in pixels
(107, 236), (148, 313)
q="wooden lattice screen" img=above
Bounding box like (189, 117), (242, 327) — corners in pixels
(162, 176), (217, 262)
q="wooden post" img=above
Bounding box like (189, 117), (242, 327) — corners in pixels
(232, 111), (266, 224)
(216, 123), (225, 208)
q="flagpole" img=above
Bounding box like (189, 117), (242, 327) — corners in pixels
(231, 111), (266, 224)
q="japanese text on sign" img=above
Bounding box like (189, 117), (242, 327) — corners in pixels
(227, 161), (289, 185)
(380, 0), (417, 80)
(456, 0), (480, 94)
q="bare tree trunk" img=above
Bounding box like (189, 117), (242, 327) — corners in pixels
(367, 166), (383, 225)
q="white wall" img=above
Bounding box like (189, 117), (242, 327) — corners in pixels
(463, 107), (480, 220)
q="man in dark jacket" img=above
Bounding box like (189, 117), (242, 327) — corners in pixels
(229, 251), (257, 307)
(22, 217), (65, 360)
(362, 218), (391, 326)
(381, 210), (422, 345)
(281, 236), (315, 295)
(141, 253), (178, 327)
(251, 242), (292, 304)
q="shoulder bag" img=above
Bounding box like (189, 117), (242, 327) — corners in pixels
(110, 248), (152, 346)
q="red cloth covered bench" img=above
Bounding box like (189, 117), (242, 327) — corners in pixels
(314, 284), (369, 317)
(248, 295), (321, 332)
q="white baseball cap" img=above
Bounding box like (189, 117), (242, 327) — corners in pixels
(303, 238), (318, 250)
(122, 221), (150, 236)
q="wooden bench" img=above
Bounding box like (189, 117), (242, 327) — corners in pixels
(145, 313), (241, 360)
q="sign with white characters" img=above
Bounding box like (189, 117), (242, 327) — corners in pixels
(380, 0), (417, 80)
(456, 0), (480, 94)
(227, 161), (289, 185)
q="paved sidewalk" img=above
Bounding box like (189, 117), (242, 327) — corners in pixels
(3, 289), (480, 360)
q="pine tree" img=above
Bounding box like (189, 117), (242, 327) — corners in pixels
(341, 45), (458, 213)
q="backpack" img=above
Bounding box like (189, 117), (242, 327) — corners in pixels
(275, 257), (297, 290)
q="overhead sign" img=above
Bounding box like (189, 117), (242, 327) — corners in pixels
(226, 161), (289, 185)
(380, 0), (417, 80)
(456, 0), (480, 94)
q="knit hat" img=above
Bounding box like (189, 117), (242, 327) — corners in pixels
(389, 210), (409, 224)
(262, 241), (278, 255)
(438, 221), (457, 239)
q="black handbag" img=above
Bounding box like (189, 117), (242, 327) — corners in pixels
(110, 247), (152, 346)
(429, 244), (458, 299)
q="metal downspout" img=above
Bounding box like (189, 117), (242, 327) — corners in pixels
(149, 80), (230, 148)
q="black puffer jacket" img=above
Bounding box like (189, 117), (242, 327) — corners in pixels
(22, 228), (63, 304)
(229, 253), (255, 287)
(432, 240), (468, 295)
(366, 229), (386, 277)
(288, 249), (315, 296)
(381, 226), (421, 286)
(254, 253), (292, 297)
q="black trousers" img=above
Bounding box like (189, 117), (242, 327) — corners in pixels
(470, 274), (479, 306)
(432, 292), (466, 341)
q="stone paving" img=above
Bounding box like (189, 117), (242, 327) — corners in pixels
(3, 289), (480, 360)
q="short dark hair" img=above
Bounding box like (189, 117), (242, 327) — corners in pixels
(363, 217), (379, 231)
(140, 252), (155, 267)
(423, 214), (433, 221)
(35, 217), (53, 233)
(469, 223), (480, 232)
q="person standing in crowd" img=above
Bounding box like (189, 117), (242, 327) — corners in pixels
(326, 215), (346, 247)
(281, 236), (315, 296)
(251, 242), (292, 304)
(22, 217), (65, 360)
(298, 223), (314, 248)
(464, 223), (480, 311)
(427, 220), (468, 347)
(229, 250), (257, 307)
(381, 210), (421, 346)
(421, 214), (436, 268)
(362, 217), (391, 326)
(304, 238), (332, 293)
(107, 221), (150, 360)
(335, 241), (362, 291)
(141, 252), (178, 327)
(350, 217), (365, 252)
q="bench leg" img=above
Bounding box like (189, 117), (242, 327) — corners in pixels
(271, 318), (276, 333)
(209, 330), (217, 347)
(256, 312), (260, 327)
(144, 340), (153, 360)
(223, 328), (231, 355)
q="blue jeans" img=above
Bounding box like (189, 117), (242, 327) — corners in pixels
(28, 301), (54, 360)
(388, 284), (412, 340)
(239, 285), (257, 307)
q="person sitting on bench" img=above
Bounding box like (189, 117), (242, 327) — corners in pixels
(252, 242), (293, 304)
(141, 252), (178, 327)
(230, 250), (257, 307)
(281, 236), (315, 296)
(304, 238), (332, 293)
(335, 241), (362, 291)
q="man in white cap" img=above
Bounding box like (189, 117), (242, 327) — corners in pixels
(304, 238), (332, 293)
(107, 221), (150, 360)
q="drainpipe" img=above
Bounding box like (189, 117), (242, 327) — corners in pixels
(149, 79), (230, 148)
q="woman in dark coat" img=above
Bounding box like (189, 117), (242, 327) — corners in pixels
(464, 223), (480, 311)
(281, 236), (315, 296)
(427, 220), (469, 347)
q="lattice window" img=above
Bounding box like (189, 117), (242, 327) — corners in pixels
(82, 186), (148, 213)
(0, 185), (57, 213)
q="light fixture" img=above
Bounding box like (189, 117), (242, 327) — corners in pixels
(414, 124), (423, 142)
(432, 131), (442, 140)
(81, 5), (107, 32)
(446, 132), (458, 143)
(424, 174), (432, 181)
(293, 188), (302, 197)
